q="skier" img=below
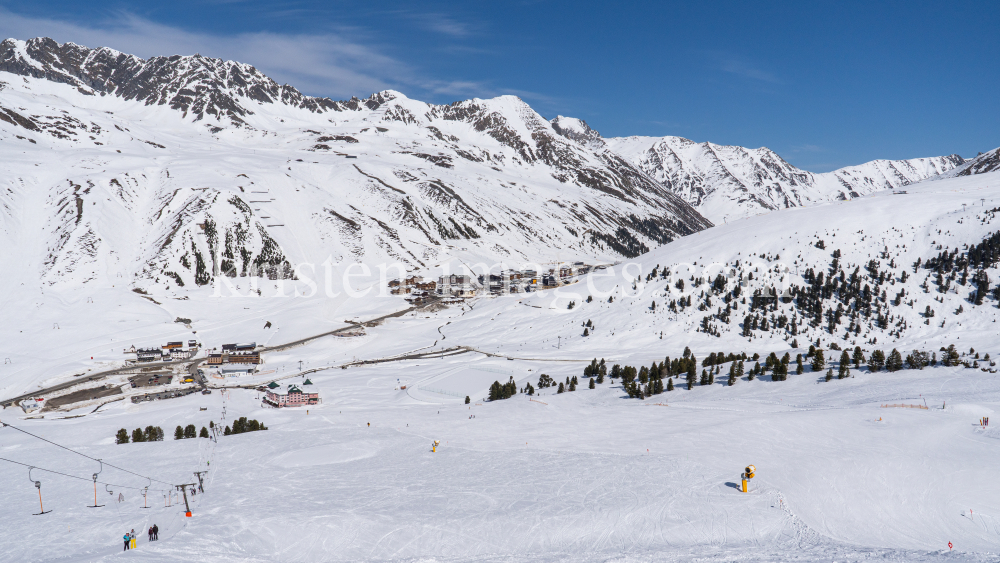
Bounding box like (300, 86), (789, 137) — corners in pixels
(153, 524), (159, 540)
(148, 527), (152, 541)
(123, 531), (130, 551)
(130, 529), (137, 549)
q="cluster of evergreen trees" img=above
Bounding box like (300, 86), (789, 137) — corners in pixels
(488, 377), (518, 401)
(116, 426), (165, 444)
(174, 424), (210, 439)
(678, 235), (1000, 345)
(583, 358), (607, 381)
(224, 417), (266, 435)
(921, 229), (1000, 304)
(556, 376), (579, 393)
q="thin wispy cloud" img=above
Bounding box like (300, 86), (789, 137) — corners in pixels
(789, 144), (827, 153)
(0, 8), (494, 101)
(411, 13), (475, 37)
(719, 59), (781, 84)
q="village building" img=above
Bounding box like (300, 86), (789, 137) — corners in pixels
(136, 348), (160, 362)
(228, 352), (261, 365)
(390, 275), (437, 295)
(263, 384), (319, 408)
(221, 364), (255, 377)
(170, 348), (193, 360)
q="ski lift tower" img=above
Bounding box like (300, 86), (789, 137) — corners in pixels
(194, 471), (207, 493)
(176, 483), (197, 517)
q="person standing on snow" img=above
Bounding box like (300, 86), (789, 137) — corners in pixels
(130, 529), (136, 549)
(148, 527), (153, 541)
(123, 531), (131, 551)
(153, 524), (159, 541)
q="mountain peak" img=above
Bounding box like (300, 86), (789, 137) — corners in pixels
(550, 115), (605, 150)
(0, 36), (348, 125)
(607, 134), (967, 223)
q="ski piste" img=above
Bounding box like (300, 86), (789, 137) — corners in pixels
(0, 36), (999, 563)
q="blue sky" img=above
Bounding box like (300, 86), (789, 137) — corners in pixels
(1, 1), (996, 171)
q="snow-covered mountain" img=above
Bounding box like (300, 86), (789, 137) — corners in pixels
(0, 37), (713, 295)
(947, 146), (1000, 177)
(548, 117), (964, 223)
(3, 38), (1000, 563)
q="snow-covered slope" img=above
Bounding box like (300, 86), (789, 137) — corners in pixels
(605, 135), (964, 223)
(1, 171), (999, 563)
(0, 37), (712, 298)
(547, 118), (964, 223)
(1, 35), (999, 561)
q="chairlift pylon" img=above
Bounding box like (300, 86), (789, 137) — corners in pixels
(28, 467), (52, 515)
(88, 459), (105, 508)
(142, 478), (151, 508)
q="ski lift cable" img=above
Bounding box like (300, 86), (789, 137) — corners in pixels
(0, 456), (169, 492)
(1, 422), (174, 487)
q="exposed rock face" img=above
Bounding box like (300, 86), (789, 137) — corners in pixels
(0, 37), (718, 294)
(0, 37), (349, 125)
(953, 148), (1000, 177)
(544, 116), (964, 223)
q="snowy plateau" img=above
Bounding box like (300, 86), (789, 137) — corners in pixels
(0, 37), (999, 563)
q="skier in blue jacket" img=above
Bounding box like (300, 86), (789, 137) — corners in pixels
(123, 531), (131, 551)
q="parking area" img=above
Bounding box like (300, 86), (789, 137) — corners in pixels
(42, 385), (122, 411)
(128, 373), (173, 388)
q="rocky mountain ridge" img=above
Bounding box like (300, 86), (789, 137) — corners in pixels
(546, 116), (970, 223)
(0, 37), (712, 296)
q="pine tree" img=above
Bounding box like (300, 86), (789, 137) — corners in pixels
(200, 427), (209, 438)
(772, 361), (787, 381)
(116, 428), (129, 444)
(700, 369), (709, 385)
(728, 369), (736, 386)
(569, 379), (577, 391)
(667, 378), (674, 391)
(583, 327), (589, 336)
(811, 349), (825, 372)
(224, 425), (232, 436)
(868, 350), (886, 371)
(174, 425), (184, 440)
(838, 350), (850, 379)
(708, 370), (715, 385)
(589, 378), (596, 389)
(826, 368), (834, 382)
(852, 346), (864, 368)
(558, 382), (565, 394)
(886, 349), (904, 372)
(465, 396), (471, 404)
(184, 424), (197, 439)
